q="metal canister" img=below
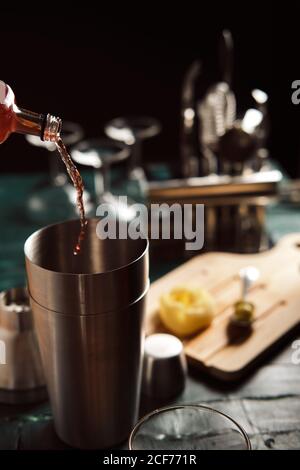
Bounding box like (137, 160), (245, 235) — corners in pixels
(0, 287), (46, 404)
(25, 218), (149, 449)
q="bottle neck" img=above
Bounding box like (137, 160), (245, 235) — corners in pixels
(42, 114), (62, 142)
(14, 106), (62, 142)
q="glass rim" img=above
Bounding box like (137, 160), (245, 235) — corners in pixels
(128, 403), (252, 450)
(105, 116), (162, 141)
(71, 138), (130, 168)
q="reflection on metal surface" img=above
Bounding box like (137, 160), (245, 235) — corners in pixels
(149, 170), (282, 200)
(0, 287), (46, 404)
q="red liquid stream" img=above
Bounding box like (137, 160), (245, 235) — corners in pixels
(55, 137), (87, 255)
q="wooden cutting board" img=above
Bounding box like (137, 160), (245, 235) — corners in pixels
(145, 233), (300, 381)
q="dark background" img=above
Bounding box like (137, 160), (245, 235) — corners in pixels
(0, 5), (299, 177)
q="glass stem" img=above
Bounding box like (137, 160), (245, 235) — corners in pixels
(130, 140), (142, 171)
(94, 165), (110, 204)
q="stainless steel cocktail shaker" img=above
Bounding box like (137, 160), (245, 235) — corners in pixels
(25, 218), (149, 449)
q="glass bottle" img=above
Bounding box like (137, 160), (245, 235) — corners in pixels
(0, 80), (61, 144)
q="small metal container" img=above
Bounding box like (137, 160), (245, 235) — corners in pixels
(142, 333), (187, 400)
(0, 287), (46, 404)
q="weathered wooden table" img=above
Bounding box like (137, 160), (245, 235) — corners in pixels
(0, 173), (299, 450)
(0, 330), (299, 450)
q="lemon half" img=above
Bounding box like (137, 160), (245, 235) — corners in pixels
(159, 286), (215, 337)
